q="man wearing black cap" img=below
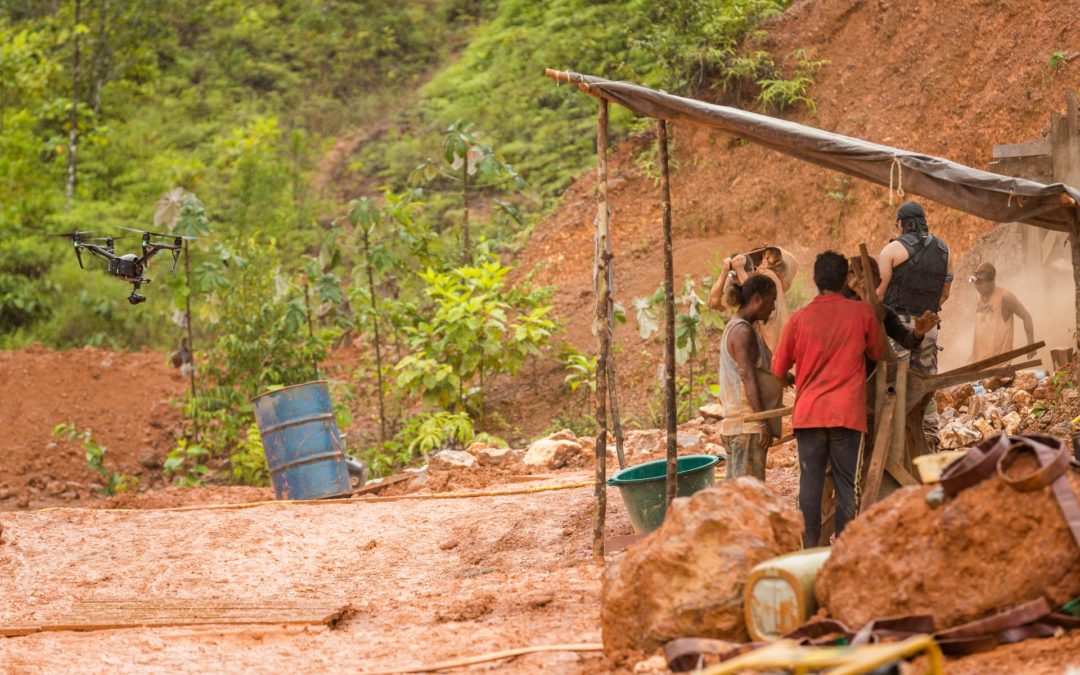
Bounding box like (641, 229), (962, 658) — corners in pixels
(876, 201), (953, 374)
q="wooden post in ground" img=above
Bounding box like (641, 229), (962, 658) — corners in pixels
(592, 99), (612, 560)
(604, 211), (627, 470)
(658, 119), (678, 508)
(1051, 91), (1080, 348)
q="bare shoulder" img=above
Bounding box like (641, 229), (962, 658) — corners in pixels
(879, 240), (906, 261)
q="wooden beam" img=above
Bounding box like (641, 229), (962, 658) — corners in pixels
(860, 394), (896, 511)
(992, 139), (1051, 159)
(3, 600), (349, 636)
(658, 118), (678, 509)
(886, 456), (919, 487)
(591, 99), (612, 561)
(934, 342), (1046, 379)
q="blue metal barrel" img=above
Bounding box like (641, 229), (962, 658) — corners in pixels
(251, 381), (351, 500)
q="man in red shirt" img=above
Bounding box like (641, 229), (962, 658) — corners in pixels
(772, 251), (884, 547)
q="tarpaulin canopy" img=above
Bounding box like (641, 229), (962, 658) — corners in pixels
(546, 70), (1080, 233)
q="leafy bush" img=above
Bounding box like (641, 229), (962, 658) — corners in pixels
(53, 422), (137, 495)
(394, 260), (556, 412)
(164, 440), (210, 487)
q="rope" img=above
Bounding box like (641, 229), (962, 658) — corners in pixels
(358, 643), (603, 674)
(1007, 190), (1026, 208)
(889, 156), (906, 205)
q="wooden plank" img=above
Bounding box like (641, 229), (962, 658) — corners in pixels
(886, 456), (918, 487)
(934, 341), (1045, 379)
(350, 473), (412, 496)
(992, 139), (1050, 159)
(734, 406), (792, 423)
(988, 156), (1053, 183)
(3, 600), (350, 635)
(860, 394), (896, 512)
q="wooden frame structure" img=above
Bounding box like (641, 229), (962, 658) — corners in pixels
(545, 69), (1080, 555)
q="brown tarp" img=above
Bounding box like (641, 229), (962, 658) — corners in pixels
(546, 70), (1080, 233)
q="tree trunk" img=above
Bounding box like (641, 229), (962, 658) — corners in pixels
(302, 275), (319, 379)
(66, 0), (82, 210)
(363, 229), (388, 443)
(658, 119), (678, 509)
(462, 161), (471, 265)
(592, 99), (612, 561)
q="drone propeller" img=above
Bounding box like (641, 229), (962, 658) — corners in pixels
(117, 225), (197, 241)
(46, 230), (94, 239)
(81, 235), (128, 243)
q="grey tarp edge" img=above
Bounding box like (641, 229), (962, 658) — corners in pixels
(549, 70), (1080, 233)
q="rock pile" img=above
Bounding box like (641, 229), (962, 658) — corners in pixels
(601, 479), (803, 658)
(931, 370), (1060, 449)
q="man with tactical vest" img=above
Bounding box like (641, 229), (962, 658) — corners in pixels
(876, 201), (953, 374)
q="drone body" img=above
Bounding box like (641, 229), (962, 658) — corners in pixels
(56, 228), (189, 304)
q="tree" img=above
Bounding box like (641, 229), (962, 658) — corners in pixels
(411, 121), (524, 265)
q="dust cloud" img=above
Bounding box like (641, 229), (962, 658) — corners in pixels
(937, 223), (1076, 372)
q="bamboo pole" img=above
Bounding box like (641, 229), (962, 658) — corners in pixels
(658, 119), (678, 509)
(592, 99), (612, 560)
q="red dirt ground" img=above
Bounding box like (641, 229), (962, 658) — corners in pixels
(3, 0), (1080, 670)
(0, 346), (185, 512)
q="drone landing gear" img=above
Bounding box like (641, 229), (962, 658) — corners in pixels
(128, 281), (148, 305)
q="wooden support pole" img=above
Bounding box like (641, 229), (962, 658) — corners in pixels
(604, 213), (627, 470)
(1051, 91), (1080, 348)
(658, 119), (678, 509)
(592, 99), (611, 560)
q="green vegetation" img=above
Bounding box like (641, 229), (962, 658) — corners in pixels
(4, 0), (818, 481)
(53, 422), (138, 495)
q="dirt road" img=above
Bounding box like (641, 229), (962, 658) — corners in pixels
(2, 461), (1077, 673)
(0, 472), (626, 673)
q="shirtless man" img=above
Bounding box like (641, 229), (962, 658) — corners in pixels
(969, 262), (1035, 362)
(877, 201), (953, 374)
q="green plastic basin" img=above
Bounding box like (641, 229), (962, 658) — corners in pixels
(607, 454), (720, 534)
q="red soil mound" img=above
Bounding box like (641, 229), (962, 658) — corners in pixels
(817, 468), (1080, 628)
(0, 345), (184, 511)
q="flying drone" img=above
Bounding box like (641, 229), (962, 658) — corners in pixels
(51, 227), (193, 304)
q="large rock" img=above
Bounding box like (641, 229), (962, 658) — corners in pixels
(522, 437), (582, 469)
(428, 450), (476, 471)
(937, 421), (982, 449)
(473, 445), (521, 468)
(624, 429), (663, 456)
(601, 479), (803, 657)
(935, 383), (975, 412)
(816, 463), (1080, 629)
(1013, 370), (1040, 393)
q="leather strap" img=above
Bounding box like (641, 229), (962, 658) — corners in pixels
(940, 434), (1012, 496)
(1016, 435), (1080, 551)
(935, 597), (1051, 639)
(664, 637), (757, 672)
(998, 439), (1071, 492)
(784, 619), (852, 645)
(850, 615), (935, 646)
